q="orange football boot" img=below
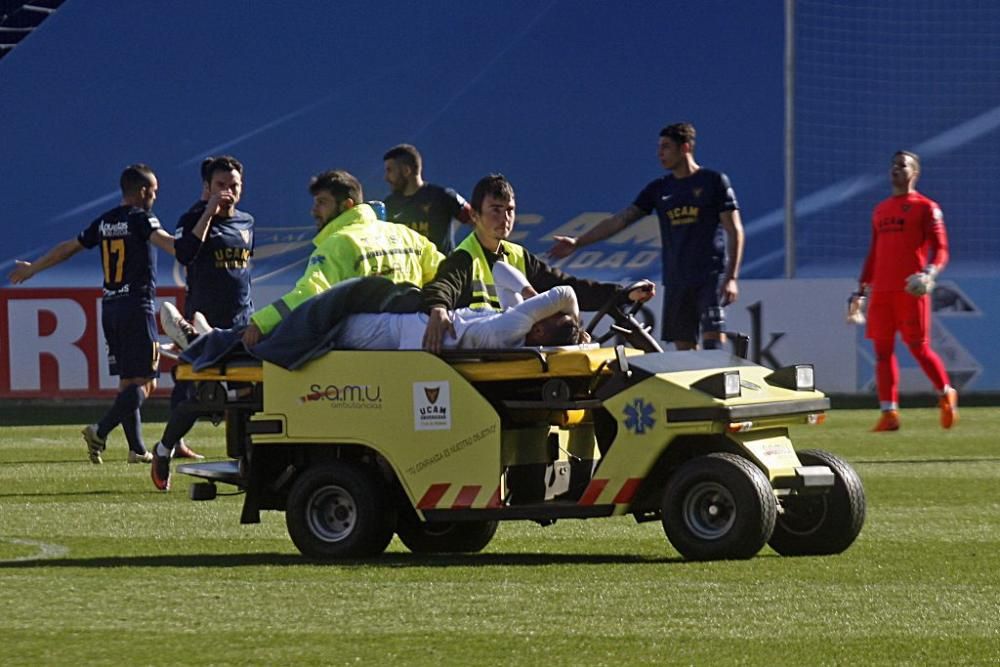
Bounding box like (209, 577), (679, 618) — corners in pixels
(872, 410), (900, 432)
(939, 388), (959, 429)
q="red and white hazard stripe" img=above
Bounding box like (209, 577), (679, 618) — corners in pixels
(414, 477), (643, 509)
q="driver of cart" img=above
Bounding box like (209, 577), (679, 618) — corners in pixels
(421, 173), (656, 353)
(166, 263), (589, 371)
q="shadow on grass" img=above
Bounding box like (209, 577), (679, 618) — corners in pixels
(0, 457), (229, 466)
(0, 459), (136, 466)
(0, 489), (154, 499)
(0, 550), (686, 569)
(0, 400), (172, 425)
(854, 457), (1000, 465)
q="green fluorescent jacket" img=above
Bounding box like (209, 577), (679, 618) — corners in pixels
(251, 203), (444, 334)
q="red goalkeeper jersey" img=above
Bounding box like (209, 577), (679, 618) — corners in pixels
(859, 192), (949, 292)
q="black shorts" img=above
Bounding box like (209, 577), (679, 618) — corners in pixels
(102, 300), (160, 379)
(661, 275), (725, 344)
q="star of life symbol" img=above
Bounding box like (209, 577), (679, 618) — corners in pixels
(623, 398), (655, 435)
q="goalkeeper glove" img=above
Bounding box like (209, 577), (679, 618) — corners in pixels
(846, 291), (867, 325)
(904, 265), (938, 296)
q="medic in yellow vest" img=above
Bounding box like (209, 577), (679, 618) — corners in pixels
(243, 170), (443, 347)
(422, 173), (656, 352)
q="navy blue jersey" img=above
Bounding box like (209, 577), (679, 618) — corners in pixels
(77, 205), (162, 305)
(174, 201), (254, 328)
(384, 184), (470, 254)
(633, 169), (738, 283)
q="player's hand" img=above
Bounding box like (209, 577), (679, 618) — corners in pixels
(8, 260), (34, 284)
(846, 292), (867, 325)
(904, 269), (936, 296)
(422, 306), (455, 354)
(720, 278), (739, 306)
(207, 190), (236, 217)
(241, 322), (264, 348)
(547, 236), (578, 259)
(627, 280), (656, 303)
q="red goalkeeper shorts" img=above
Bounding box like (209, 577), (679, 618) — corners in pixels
(865, 290), (930, 343)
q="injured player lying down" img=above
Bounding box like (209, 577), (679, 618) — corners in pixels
(162, 262), (588, 367)
(334, 261), (587, 349)
(335, 283), (584, 349)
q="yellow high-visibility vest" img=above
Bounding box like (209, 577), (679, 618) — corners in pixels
(455, 233), (527, 311)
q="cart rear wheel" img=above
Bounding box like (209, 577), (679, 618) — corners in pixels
(769, 449), (865, 556)
(397, 512), (498, 554)
(286, 463), (395, 559)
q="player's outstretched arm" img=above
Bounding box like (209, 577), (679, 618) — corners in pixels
(150, 229), (176, 256)
(8, 238), (84, 284)
(547, 205), (645, 259)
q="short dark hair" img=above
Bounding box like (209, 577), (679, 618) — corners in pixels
(470, 173), (515, 212)
(660, 122), (696, 149)
(894, 150), (920, 171)
(383, 144), (422, 174)
(527, 313), (584, 346)
(120, 164), (156, 196)
(549, 317), (583, 346)
(308, 170), (363, 204)
(202, 155), (244, 183)
(200, 157), (215, 182)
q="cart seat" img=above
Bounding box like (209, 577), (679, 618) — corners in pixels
(175, 359), (264, 382)
(174, 346), (643, 384)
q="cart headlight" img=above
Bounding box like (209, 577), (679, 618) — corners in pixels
(692, 370), (742, 399)
(765, 364), (815, 391)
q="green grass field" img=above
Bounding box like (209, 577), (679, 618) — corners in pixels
(1, 408), (999, 665)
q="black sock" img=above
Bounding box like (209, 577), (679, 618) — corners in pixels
(99, 384), (145, 451)
(161, 411), (198, 452)
(122, 405), (146, 454)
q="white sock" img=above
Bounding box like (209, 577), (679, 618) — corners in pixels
(155, 442), (173, 458)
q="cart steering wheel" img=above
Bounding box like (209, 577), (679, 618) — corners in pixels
(584, 281), (652, 341)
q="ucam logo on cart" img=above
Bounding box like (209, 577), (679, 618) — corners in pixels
(413, 381), (451, 431)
